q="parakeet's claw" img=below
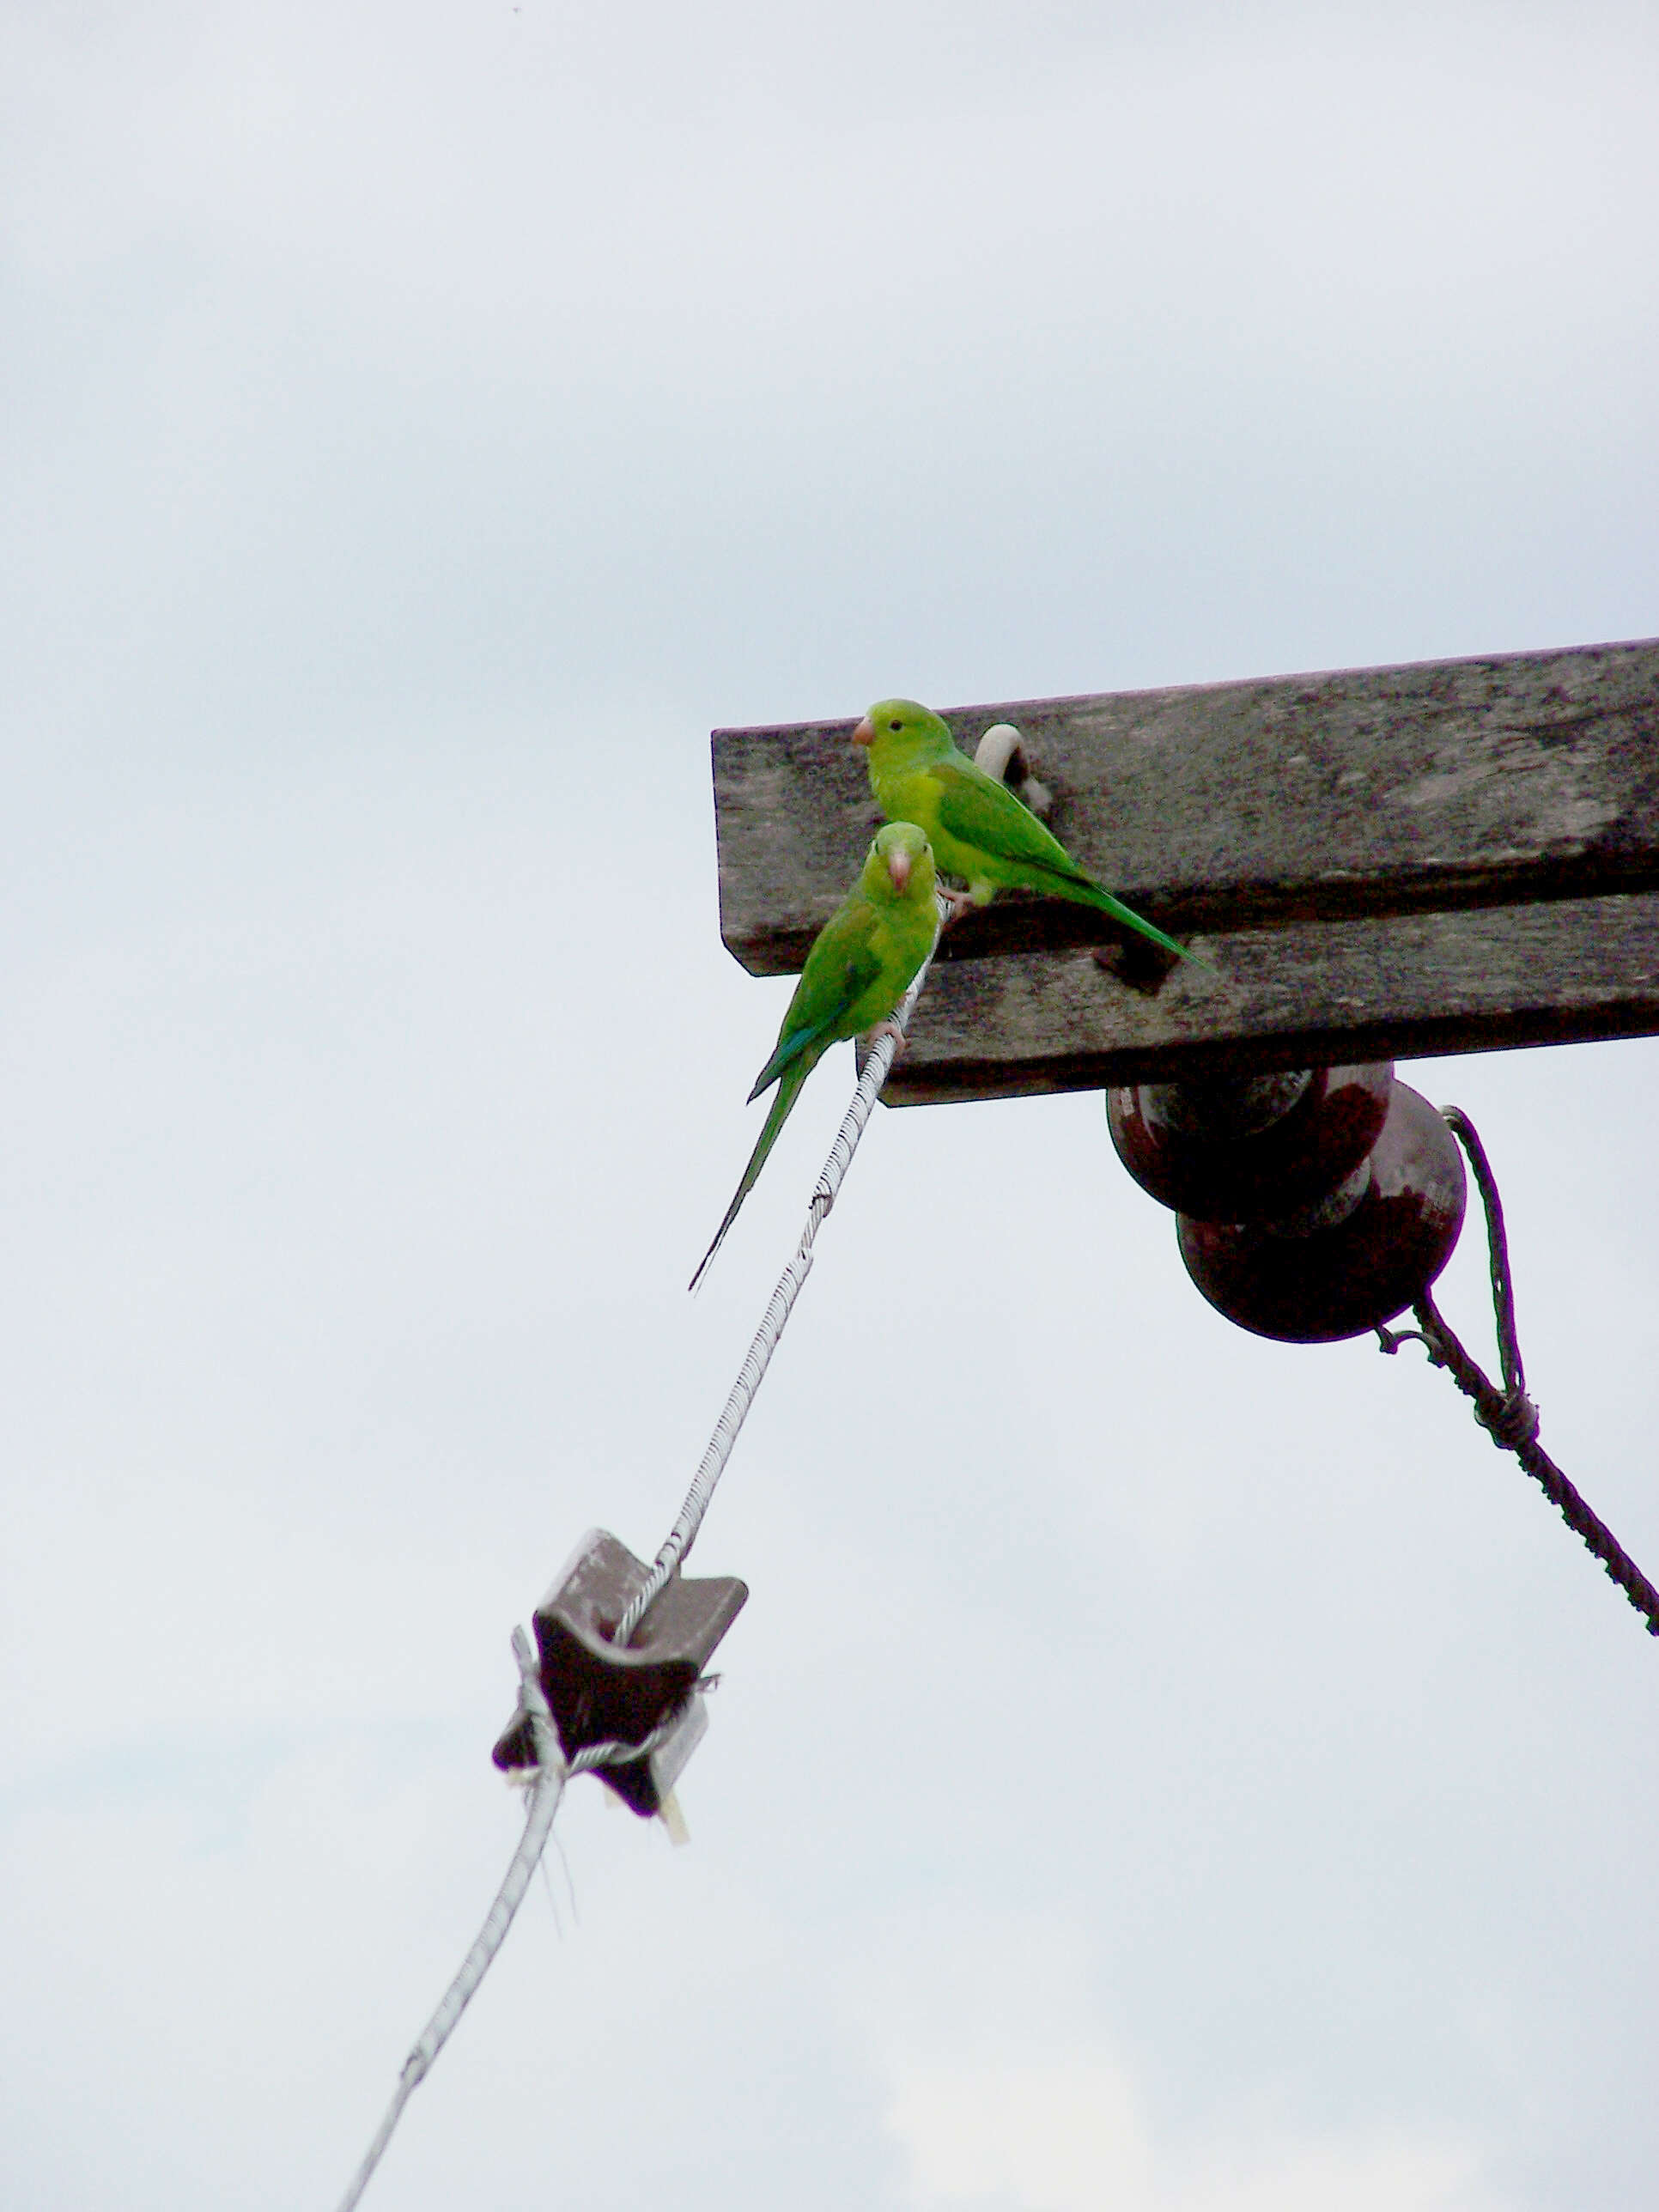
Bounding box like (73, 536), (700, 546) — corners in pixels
(866, 1018), (909, 1057)
(939, 885), (977, 922)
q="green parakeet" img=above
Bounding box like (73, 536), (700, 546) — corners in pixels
(854, 697), (1200, 963)
(690, 821), (939, 1291)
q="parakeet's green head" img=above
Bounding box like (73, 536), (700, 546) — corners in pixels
(864, 820), (936, 904)
(853, 698), (954, 767)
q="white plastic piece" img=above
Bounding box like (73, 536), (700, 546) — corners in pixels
(975, 722), (1052, 813)
(975, 722), (1023, 780)
(657, 1789), (691, 1847)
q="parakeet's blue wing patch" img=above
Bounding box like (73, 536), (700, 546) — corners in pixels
(746, 931), (885, 1100)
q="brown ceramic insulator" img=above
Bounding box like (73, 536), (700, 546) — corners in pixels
(1107, 1062), (1395, 1222)
(1176, 1080), (1467, 1343)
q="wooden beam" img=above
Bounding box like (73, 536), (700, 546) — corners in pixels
(709, 638), (1659, 1099)
(878, 890), (1659, 1104)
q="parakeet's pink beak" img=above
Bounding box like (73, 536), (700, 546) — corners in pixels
(852, 714), (875, 746)
(886, 846), (913, 894)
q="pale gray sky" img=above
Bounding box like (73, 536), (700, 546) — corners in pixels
(3, 4), (1657, 2208)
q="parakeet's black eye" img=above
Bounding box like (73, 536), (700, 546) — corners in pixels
(889, 718), (902, 731)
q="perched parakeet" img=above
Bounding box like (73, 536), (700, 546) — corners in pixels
(854, 697), (1200, 963)
(690, 821), (939, 1291)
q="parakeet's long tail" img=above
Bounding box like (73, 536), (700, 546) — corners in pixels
(689, 1065), (811, 1292)
(1054, 873), (1208, 966)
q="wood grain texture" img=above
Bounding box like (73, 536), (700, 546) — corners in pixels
(712, 636), (1659, 1097)
(714, 636), (1659, 975)
(878, 891), (1659, 1104)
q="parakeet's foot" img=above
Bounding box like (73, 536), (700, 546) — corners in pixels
(939, 886), (977, 922)
(866, 1018), (909, 1056)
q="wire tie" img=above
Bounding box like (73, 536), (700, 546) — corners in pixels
(1475, 1388), (1540, 1451)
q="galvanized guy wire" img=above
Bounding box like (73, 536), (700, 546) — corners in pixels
(334, 902), (945, 2209)
(613, 897), (947, 1645)
(1377, 1107), (1659, 1638)
(335, 1633), (690, 2212)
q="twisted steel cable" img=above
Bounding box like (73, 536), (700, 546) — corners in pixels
(336, 902), (946, 2208)
(1378, 1108), (1659, 1638)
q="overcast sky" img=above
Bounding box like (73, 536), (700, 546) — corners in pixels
(3, 4), (1658, 2208)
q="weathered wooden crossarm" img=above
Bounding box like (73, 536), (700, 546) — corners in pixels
(709, 637), (1659, 1102)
